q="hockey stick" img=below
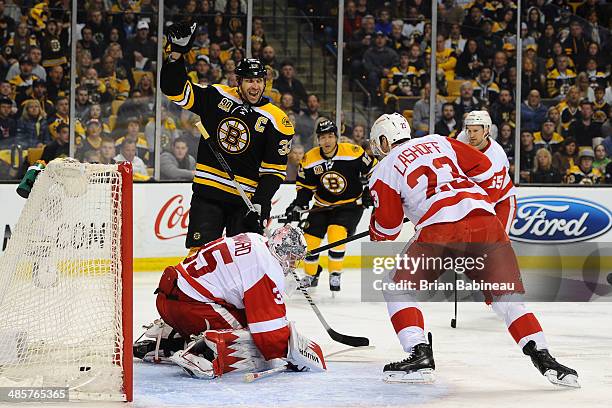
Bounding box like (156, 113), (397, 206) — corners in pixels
(289, 267), (369, 347)
(243, 346), (375, 383)
(195, 121), (269, 237)
(307, 217), (410, 256)
(195, 119), (365, 347)
(450, 271), (458, 328)
(270, 203), (362, 221)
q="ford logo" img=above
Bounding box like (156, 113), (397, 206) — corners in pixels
(509, 196), (612, 243)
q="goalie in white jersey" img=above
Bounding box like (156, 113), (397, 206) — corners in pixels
(367, 113), (579, 388)
(134, 225), (327, 379)
(456, 110), (517, 232)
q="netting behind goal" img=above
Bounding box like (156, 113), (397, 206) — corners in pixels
(0, 159), (133, 401)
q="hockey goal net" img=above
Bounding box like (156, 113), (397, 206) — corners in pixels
(0, 158), (133, 401)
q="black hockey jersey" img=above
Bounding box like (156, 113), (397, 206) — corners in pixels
(160, 55), (294, 206)
(295, 143), (377, 207)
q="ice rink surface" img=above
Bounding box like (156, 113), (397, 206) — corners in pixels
(130, 269), (612, 408)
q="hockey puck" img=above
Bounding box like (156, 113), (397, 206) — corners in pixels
(607, 272), (612, 286)
(450, 318), (456, 328)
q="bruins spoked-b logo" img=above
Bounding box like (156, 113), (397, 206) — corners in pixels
(321, 171), (347, 195)
(217, 117), (250, 154)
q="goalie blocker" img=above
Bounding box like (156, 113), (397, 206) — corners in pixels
(135, 226), (326, 377)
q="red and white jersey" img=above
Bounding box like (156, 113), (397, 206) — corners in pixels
(457, 130), (516, 204)
(175, 233), (289, 360)
(369, 134), (497, 240)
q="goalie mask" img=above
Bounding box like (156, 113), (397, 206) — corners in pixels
(268, 225), (307, 270)
(370, 113), (411, 157)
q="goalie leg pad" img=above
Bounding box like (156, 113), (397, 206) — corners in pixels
(204, 329), (274, 376)
(286, 321), (327, 372)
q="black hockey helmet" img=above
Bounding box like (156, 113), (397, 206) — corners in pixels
(316, 119), (338, 137)
(235, 58), (266, 79)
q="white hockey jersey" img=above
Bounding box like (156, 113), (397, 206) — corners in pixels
(175, 233), (289, 359)
(369, 134), (497, 240)
(457, 130), (516, 204)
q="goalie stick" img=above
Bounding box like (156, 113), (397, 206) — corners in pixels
(243, 346), (375, 383)
(288, 267), (369, 347)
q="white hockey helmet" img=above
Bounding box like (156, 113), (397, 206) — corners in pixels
(370, 113), (411, 157)
(268, 225), (307, 270)
(464, 110), (492, 135)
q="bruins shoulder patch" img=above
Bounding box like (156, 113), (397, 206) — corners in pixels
(282, 116), (293, 128)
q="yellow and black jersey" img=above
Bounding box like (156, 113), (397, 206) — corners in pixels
(558, 104), (580, 132)
(99, 74), (130, 101)
(295, 143), (377, 208)
(546, 69), (576, 98)
(472, 80), (500, 106)
(436, 48), (457, 80)
(534, 131), (564, 152)
(587, 71), (608, 89)
(388, 66), (426, 96)
(160, 55), (294, 206)
(115, 134), (150, 164)
(3, 33), (38, 60)
(565, 166), (602, 185)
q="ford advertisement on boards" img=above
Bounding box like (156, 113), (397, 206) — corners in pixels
(509, 196), (612, 243)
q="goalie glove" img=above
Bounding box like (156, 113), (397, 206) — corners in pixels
(166, 22), (197, 54)
(133, 319), (184, 363)
(285, 321), (327, 372)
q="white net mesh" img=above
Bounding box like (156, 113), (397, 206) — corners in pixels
(0, 158), (127, 401)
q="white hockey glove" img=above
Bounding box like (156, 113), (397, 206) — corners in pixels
(285, 321), (327, 372)
(133, 319), (184, 363)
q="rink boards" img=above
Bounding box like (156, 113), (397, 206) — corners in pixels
(2, 183), (612, 271)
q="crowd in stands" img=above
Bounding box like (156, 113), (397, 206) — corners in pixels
(302, 0), (611, 184)
(0, 0), (611, 185)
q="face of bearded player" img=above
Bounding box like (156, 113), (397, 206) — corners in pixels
(466, 125), (488, 150)
(239, 77), (265, 104)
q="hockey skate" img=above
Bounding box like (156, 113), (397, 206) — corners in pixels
(383, 333), (435, 383)
(329, 272), (341, 292)
(522, 340), (580, 388)
(300, 265), (322, 288)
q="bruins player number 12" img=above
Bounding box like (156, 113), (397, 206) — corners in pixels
(162, 22), (295, 251)
(285, 119), (377, 292)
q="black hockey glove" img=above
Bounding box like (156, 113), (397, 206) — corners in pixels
(360, 186), (373, 208)
(284, 202), (306, 222)
(166, 22), (197, 54)
(244, 202), (271, 235)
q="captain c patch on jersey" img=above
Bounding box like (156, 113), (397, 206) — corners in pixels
(217, 117), (250, 154)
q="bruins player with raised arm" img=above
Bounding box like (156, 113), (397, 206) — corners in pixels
(161, 23), (294, 250)
(285, 119), (377, 291)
